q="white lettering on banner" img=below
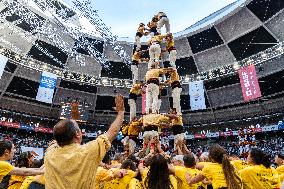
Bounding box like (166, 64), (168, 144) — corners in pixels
(36, 71), (57, 103)
(239, 65), (261, 101)
(189, 80), (206, 110)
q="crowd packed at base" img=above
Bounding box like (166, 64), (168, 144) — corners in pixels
(0, 95), (283, 189)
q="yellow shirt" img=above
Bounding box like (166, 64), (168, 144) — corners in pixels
(175, 166), (202, 189)
(147, 35), (165, 46)
(196, 161), (211, 169)
(276, 165), (284, 182)
(169, 70), (179, 82)
(129, 178), (143, 189)
(172, 116), (183, 126)
(202, 162), (227, 189)
(94, 167), (116, 189)
(231, 160), (249, 171)
(132, 52), (141, 62)
(104, 169), (136, 189)
(145, 68), (166, 81)
(44, 135), (111, 189)
(240, 165), (281, 189)
(19, 176), (34, 189)
(166, 39), (175, 50)
(130, 84), (142, 95)
(143, 114), (170, 127)
(0, 161), (13, 182)
(33, 174), (45, 185)
(8, 175), (26, 189)
(128, 121), (142, 136)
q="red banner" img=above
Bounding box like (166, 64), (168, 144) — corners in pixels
(194, 134), (206, 139)
(34, 127), (53, 133)
(0, 121), (20, 128)
(238, 64), (261, 102)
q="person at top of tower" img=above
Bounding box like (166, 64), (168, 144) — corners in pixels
(146, 15), (159, 37)
(157, 12), (170, 34)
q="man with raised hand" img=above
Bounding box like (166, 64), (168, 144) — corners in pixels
(44, 95), (125, 189)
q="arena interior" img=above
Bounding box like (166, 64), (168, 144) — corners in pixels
(0, 0), (284, 188)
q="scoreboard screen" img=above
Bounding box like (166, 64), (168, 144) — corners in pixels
(60, 101), (89, 122)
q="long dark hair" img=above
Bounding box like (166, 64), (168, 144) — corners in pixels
(0, 140), (13, 156)
(209, 144), (242, 189)
(15, 151), (33, 168)
(249, 148), (271, 168)
(145, 154), (173, 189)
(121, 159), (136, 172)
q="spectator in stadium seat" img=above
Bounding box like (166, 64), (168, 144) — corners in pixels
(0, 140), (44, 187)
(44, 95), (125, 189)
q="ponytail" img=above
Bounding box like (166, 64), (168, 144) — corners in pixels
(250, 148), (271, 168)
(222, 154), (242, 189)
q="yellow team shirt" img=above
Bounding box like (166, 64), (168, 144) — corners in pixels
(132, 52), (141, 62)
(196, 161), (211, 169)
(104, 169), (136, 189)
(147, 35), (165, 46)
(145, 68), (166, 81)
(8, 175), (26, 189)
(129, 178), (143, 189)
(44, 135), (111, 189)
(0, 161), (14, 182)
(95, 167), (116, 189)
(172, 116), (183, 126)
(33, 174), (45, 185)
(128, 121), (142, 136)
(240, 164), (281, 189)
(276, 165), (284, 182)
(130, 84), (142, 95)
(142, 169), (177, 189)
(166, 39), (175, 50)
(169, 70), (179, 82)
(19, 175), (45, 189)
(175, 166), (202, 189)
(143, 114), (170, 127)
(202, 162), (227, 189)
(231, 160), (249, 171)
(19, 176), (34, 189)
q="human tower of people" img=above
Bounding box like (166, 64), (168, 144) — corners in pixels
(0, 12), (284, 189)
(124, 12), (184, 156)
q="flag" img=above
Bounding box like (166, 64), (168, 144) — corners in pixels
(238, 64), (261, 101)
(36, 71), (57, 103)
(0, 54), (8, 79)
(189, 80), (206, 110)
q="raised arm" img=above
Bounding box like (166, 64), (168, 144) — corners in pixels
(105, 95), (125, 142)
(186, 173), (206, 185)
(9, 167), (44, 176)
